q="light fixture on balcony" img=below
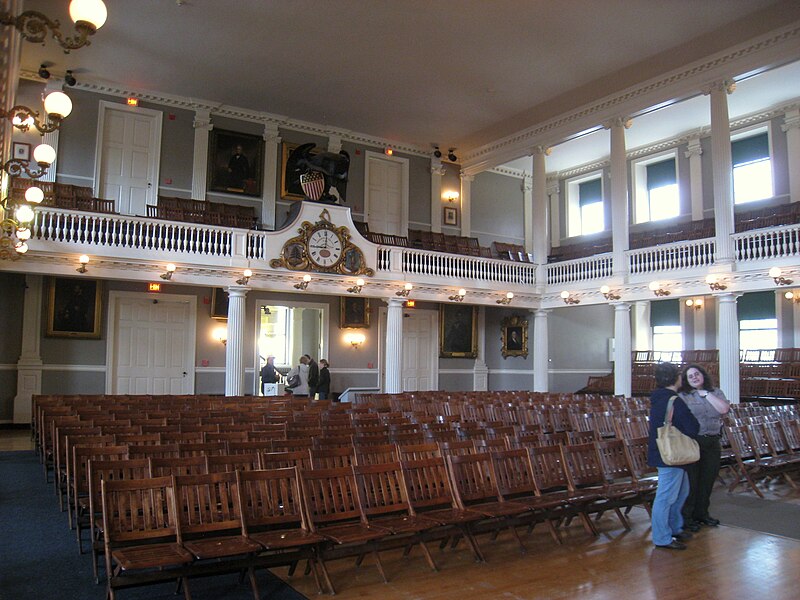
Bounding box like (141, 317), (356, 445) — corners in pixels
(496, 292), (514, 305)
(560, 290), (580, 305)
(2, 92), (73, 135)
(235, 269), (252, 285)
(76, 254), (89, 273)
(212, 326), (227, 346)
(160, 263), (176, 280)
(344, 331), (366, 349)
(706, 274), (727, 291)
(347, 278), (365, 294)
(443, 190), (460, 203)
(1, 0), (108, 53)
(1, 181), (49, 255)
(600, 285), (621, 301)
(784, 291), (800, 304)
(3, 143), (57, 179)
(649, 281), (670, 297)
(294, 274), (312, 290)
(396, 282), (413, 297)
(449, 288), (466, 302)
(769, 267), (793, 286)
(685, 298), (703, 311)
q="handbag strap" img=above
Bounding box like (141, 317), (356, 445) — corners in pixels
(664, 395), (678, 426)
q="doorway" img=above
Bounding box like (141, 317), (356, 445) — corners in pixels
(379, 306), (438, 392)
(364, 150), (409, 236)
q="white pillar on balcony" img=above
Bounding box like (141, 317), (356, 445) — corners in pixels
(613, 302), (632, 397)
(14, 274), (43, 424)
(685, 136), (704, 221)
(783, 108), (800, 204)
(533, 309), (549, 392)
(547, 179), (561, 249)
(708, 80), (736, 264)
(261, 122), (281, 230)
(717, 292), (740, 404)
(460, 172), (474, 237)
(632, 301), (651, 351)
(608, 117), (630, 279)
(385, 298), (405, 393)
(532, 146), (549, 291)
(474, 306), (488, 391)
(191, 108), (213, 200)
(224, 286), (248, 396)
(522, 171), (534, 253)
(431, 159), (446, 233)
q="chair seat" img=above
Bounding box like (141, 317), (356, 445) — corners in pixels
(317, 522), (390, 545)
(509, 495), (567, 511)
(466, 500), (529, 518)
(369, 514), (439, 534)
(249, 528), (327, 550)
(183, 535), (262, 560)
(418, 507), (485, 524)
(112, 542), (194, 571)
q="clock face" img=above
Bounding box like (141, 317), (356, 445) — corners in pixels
(307, 228), (343, 267)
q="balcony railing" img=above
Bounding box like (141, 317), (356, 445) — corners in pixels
(734, 222), (800, 262)
(627, 237), (716, 275)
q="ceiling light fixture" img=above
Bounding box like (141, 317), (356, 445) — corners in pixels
(449, 288), (466, 302)
(76, 254), (89, 273)
(160, 263), (176, 280)
(347, 278), (365, 294)
(235, 269), (252, 285)
(294, 274), (312, 290)
(600, 285), (621, 301)
(0, 0), (108, 53)
(496, 292), (514, 305)
(769, 267), (793, 286)
(560, 290), (580, 305)
(396, 283), (412, 297)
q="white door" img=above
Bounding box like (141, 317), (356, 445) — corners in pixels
(108, 293), (196, 395)
(365, 151), (408, 235)
(401, 309), (437, 391)
(95, 102), (162, 216)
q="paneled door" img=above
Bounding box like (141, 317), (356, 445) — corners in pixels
(107, 292), (196, 395)
(95, 102), (162, 216)
(364, 151), (408, 236)
(401, 308), (437, 391)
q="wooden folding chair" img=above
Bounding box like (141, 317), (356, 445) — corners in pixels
(260, 450), (312, 471)
(206, 452), (261, 473)
(398, 442), (441, 461)
(353, 443), (399, 465)
(150, 456), (208, 477)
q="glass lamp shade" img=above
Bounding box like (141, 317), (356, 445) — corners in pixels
(43, 92), (73, 119)
(16, 228), (31, 241)
(768, 267), (782, 278)
(69, 0), (108, 29)
(16, 204), (35, 223)
(560, 290), (570, 299)
(25, 187), (45, 204)
(15, 242), (29, 254)
(33, 143), (56, 165)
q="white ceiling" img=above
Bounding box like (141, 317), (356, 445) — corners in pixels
(17, 0), (800, 172)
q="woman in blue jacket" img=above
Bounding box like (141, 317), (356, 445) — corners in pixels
(648, 362), (700, 550)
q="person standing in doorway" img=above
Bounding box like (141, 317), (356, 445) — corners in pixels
(317, 359), (331, 400)
(305, 354), (319, 400)
(260, 356), (278, 395)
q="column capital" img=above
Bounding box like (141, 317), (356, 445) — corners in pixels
(521, 174), (533, 192)
(603, 116), (633, 130)
(384, 297), (406, 308)
(193, 109), (213, 131)
(782, 107), (800, 133)
(714, 291), (742, 303)
(327, 134), (342, 154)
(530, 145), (551, 156)
(262, 122), (281, 143)
(611, 301), (632, 311)
(431, 162), (446, 177)
(459, 171), (475, 183)
(531, 308), (550, 317)
(684, 137), (703, 158)
(704, 79), (736, 96)
(546, 178), (560, 196)
(226, 285), (250, 298)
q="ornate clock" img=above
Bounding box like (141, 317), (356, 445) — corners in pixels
(270, 209), (375, 276)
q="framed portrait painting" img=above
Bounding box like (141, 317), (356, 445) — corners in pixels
(46, 277), (102, 338)
(443, 205), (458, 227)
(439, 304), (477, 358)
(211, 288), (229, 320)
(340, 296), (370, 328)
(12, 141), (30, 162)
(501, 315), (528, 359)
(207, 129), (264, 197)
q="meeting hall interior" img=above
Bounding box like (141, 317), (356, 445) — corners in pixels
(1, 1), (800, 599)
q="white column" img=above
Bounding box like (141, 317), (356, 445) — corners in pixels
(708, 80), (736, 264)
(613, 302), (632, 397)
(717, 292), (740, 404)
(608, 117), (630, 279)
(783, 108), (800, 204)
(459, 172), (474, 237)
(693, 297), (707, 350)
(685, 136), (704, 221)
(224, 286), (248, 396)
(474, 306), (488, 391)
(327, 134), (342, 154)
(533, 309), (549, 392)
(261, 122), (281, 229)
(532, 147), (549, 292)
(632, 301), (651, 351)
(430, 160), (446, 233)
(384, 298), (405, 393)
(547, 179), (561, 248)
(191, 108), (213, 200)
(13, 274), (43, 424)
(522, 171), (534, 253)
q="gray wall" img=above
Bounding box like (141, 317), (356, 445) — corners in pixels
(472, 171), (525, 248)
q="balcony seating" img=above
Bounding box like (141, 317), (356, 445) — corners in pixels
(146, 195), (257, 229)
(11, 177), (116, 214)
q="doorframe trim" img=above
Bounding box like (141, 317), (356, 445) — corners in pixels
(106, 291), (197, 394)
(363, 150), (409, 234)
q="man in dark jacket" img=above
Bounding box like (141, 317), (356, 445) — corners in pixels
(260, 356), (278, 395)
(305, 354), (320, 399)
(317, 359), (331, 400)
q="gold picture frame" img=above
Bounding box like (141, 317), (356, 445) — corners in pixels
(501, 315), (529, 359)
(207, 128), (264, 197)
(46, 277), (102, 338)
(340, 296), (370, 328)
(439, 304), (477, 358)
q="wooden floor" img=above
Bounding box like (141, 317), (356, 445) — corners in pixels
(2, 429), (798, 600)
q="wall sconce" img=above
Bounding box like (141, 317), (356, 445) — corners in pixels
(560, 291), (580, 305)
(0, 0), (108, 53)
(449, 288), (466, 302)
(784, 291), (800, 304)
(212, 326), (227, 346)
(685, 298), (704, 311)
(443, 191), (460, 203)
(294, 274), (312, 290)
(235, 269), (252, 285)
(769, 267), (793, 286)
(3, 143), (57, 179)
(705, 274), (727, 291)
(76, 254), (89, 273)
(496, 292), (514, 305)
(344, 332), (366, 349)
(2, 92), (73, 135)
(649, 281), (670, 297)
(396, 282), (413, 297)
(600, 285), (621, 301)
(160, 263), (176, 280)
(347, 278), (365, 294)
(1, 180), (49, 254)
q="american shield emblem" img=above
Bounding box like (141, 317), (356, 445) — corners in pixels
(300, 170), (325, 201)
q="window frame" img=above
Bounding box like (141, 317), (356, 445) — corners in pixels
(632, 150), (679, 224)
(730, 124), (773, 205)
(566, 172), (604, 237)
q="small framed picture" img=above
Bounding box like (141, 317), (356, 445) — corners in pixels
(12, 141), (30, 162)
(340, 296), (370, 328)
(211, 288), (229, 320)
(46, 277), (102, 338)
(443, 205), (458, 226)
(501, 315), (529, 359)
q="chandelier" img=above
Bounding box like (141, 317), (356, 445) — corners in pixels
(1, 0), (107, 53)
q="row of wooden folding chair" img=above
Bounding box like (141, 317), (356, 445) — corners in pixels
(724, 421), (800, 497)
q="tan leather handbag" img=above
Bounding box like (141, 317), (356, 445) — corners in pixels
(656, 395), (700, 466)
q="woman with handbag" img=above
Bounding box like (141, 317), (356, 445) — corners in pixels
(648, 362), (700, 550)
(679, 364), (730, 531)
(285, 356), (310, 397)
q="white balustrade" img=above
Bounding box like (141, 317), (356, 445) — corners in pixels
(395, 248), (536, 284)
(546, 253), (613, 285)
(627, 238), (715, 274)
(734, 223), (800, 262)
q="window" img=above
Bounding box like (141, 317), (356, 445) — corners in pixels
(259, 306), (290, 367)
(731, 131), (772, 204)
(650, 299), (682, 354)
(633, 154), (678, 224)
(737, 291), (777, 351)
(566, 174), (604, 237)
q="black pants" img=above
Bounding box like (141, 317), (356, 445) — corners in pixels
(682, 434), (721, 522)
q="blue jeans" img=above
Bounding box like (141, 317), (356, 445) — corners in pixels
(651, 467), (689, 546)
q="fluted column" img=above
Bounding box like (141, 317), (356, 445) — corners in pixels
(459, 172), (474, 237)
(607, 117), (630, 279)
(613, 302), (632, 397)
(474, 306), (488, 391)
(224, 286), (248, 396)
(261, 122), (281, 229)
(685, 136), (704, 221)
(522, 171), (534, 253)
(13, 274), (43, 424)
(717, 292), (740, 404)
(384, 298), (405, 393)
(191, 108), (213, 200)
(430, 160), (446, 233)
(547, 179), (561, 249)
(532, 146), (549, 291)
(533, 309), (549, 392)
(783, 108), (800, 204)
(708, 80), (736, 264)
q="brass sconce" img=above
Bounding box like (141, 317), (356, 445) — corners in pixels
(347, 278), (365, 294)
(344, 332), (366, 349)
(235, 269), (252, 285)
(784, 291), (800, 304)
(160, 263), (176, 280)
(705, 274), (727, 291)
(560, 291), (580, 305)
(396, 283), (413, 297)
(769, 267), (793, 286)
(685, 298), (703, 311)
(442, 191), (460, 203)
(212, 326), (227, 346)
(76, 254), (89, 273)
(600, 285), (621, 301)
(0, 0), (108, 53)
(649, 281), (670, 297)
(1, 92), (73, 135)
(496, 292), (514, 305)
(449, 288), (466, 302)
(294, 274), (312, 290)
